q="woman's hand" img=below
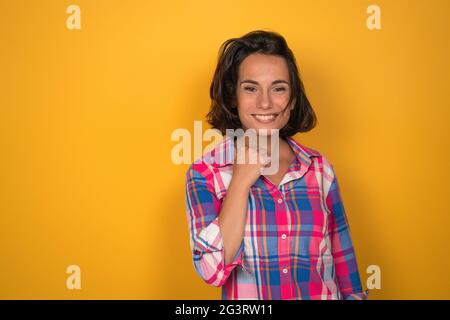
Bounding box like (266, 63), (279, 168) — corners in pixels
(231, 137), (271, 189)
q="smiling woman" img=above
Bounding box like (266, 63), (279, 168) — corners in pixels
(185, 30), (368, 300)
(206, 31), (316, 138)
(236, 54), (293, 131)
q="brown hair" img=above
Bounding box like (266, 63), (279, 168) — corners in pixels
(207, 30), (317, 138)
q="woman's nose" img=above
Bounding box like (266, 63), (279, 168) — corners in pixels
(257, 90), (272, 109)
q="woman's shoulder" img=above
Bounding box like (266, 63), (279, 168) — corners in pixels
(185, 136), (230, 180)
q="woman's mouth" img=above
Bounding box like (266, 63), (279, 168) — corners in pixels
(252, 113), (279, 123)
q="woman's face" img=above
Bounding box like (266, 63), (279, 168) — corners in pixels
(236, 53), (293, 135)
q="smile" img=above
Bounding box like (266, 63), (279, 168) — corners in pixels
(252, 113), (279, 123)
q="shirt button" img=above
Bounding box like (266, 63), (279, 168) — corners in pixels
(277, 198), (283, 204)
(281, 234), (287, 240)
(282, 268), (288, 274)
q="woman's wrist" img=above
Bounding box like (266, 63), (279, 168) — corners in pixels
(229, 176), (252, 193)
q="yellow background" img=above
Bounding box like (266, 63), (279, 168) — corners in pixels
(1, 0), (449, 299)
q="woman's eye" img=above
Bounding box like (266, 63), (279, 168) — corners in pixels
(244, 86), (256, 92)
(243, 86), (287, 93)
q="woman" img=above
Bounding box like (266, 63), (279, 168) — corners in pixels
(185, 30), (368, 300)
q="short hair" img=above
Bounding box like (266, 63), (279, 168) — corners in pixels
(207, 30), (317, 138)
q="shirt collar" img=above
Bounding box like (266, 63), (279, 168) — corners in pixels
(202, 134), (320, 172)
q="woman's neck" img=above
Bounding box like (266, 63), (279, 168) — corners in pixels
(259, 135), (289, 158)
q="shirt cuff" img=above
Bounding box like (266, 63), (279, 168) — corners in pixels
(193, 216), (223, 255)
(193, 216), (247, 272)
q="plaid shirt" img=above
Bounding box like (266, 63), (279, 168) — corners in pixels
(185, 135), (368, 300)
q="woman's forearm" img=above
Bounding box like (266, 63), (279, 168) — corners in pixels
(218, 178), (250, 265)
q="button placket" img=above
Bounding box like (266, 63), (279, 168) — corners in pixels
(271, 185), (292, 290)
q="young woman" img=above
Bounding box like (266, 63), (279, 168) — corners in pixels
(185, 30), (368, 300)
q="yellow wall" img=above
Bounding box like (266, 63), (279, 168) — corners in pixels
(1, 0), (449, 299)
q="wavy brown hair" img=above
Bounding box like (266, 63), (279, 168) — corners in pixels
(207, 30), (317, 138)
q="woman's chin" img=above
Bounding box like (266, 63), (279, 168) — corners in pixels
(240, 125), (281, 137)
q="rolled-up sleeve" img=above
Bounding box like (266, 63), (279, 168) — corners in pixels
(325, 164), (369, 300)
(185, 162), (244, 287)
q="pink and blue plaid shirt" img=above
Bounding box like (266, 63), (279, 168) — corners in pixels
(185, 135), (368, 300)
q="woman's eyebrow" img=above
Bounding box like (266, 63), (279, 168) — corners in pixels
(239, 79), (290, 85)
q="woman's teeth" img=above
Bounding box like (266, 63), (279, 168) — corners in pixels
(253, 114), (277, 122)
